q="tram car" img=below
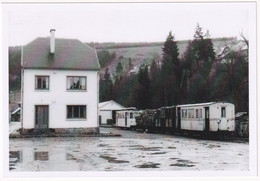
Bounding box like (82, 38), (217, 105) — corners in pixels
(177, 102), (235, 134)
(136, 102), (235, 135)
(115, 110), (143, 128)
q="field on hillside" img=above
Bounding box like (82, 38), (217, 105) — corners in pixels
(95, 37), (239, 75)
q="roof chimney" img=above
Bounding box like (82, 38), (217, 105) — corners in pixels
(50, 29), (55, 54)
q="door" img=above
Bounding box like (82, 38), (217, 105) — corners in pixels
(125, 112), (128, 127)
(35, 105), (49, 129)
(177, 107), (181, 131)
(204, 107), (209, 131)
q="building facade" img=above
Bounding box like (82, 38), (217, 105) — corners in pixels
(21, 30), (100, 134)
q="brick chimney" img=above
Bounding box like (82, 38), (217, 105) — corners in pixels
(50, 29), (55, 54)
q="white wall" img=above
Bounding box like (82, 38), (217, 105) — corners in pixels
(22, 69), (99, 129)
(99, 110), (112, 124)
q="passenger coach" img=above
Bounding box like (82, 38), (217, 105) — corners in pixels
(177, 102), (235, 133)
(115, 110), (142, 129)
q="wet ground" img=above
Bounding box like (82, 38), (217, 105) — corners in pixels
(9, 127), (249, 171)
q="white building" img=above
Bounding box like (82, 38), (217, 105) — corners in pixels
(98, 100), (126, 125)
(21, 29), (100, 134)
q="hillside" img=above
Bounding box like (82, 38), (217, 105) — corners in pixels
(89, 37), (243, 77)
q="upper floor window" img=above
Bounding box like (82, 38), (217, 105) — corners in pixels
(35, 76), (49, 90)
(67, 76), (86, 90)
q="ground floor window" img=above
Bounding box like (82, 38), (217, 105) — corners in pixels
(67, 105), (86, 119)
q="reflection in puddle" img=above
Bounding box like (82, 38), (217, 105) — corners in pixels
(34, 152), (49, 161)
(9, 151), (23, 170)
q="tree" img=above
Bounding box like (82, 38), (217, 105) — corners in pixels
(182, 24), (216, 103)
(99, 68), (113, 102)
(134, 65), (151, 109)
(160, 31), (181, 106)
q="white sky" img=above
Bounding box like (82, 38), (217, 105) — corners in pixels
(3, 2), (253, 46)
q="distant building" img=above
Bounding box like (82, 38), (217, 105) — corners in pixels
(98, 100), (126, 125)
(21, 29), (100, 134)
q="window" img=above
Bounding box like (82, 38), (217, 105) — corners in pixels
(130, 112), (133, 119)
(67, 76), (86, 90)
(188, 109), (194, 118)
(221, 107), (226, 118)
(198, 109), (202, 118)
(67, 105), (86, 119)
(182, 109), (187, 118)
(35, 76), (49, 90)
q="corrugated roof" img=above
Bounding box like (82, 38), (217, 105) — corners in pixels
(22, 37), (100, 70)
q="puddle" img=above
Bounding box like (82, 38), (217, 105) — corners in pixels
(150, 152), (167, 155)
(170, 158), (179, 160)
(134, 162), (160, 168)
(99, 155), (129, 164)
(168, 146), (176, 149)
(9, 151), (22, 170)
(34, 151), (49, 161)
(98, 144), (110, 147)
(130, 147), (163, 151)
(207, 144), (221, 148)
(170, 159), (196, 167)
(170, 163), (195, 167)
(66, 153), (77, 160)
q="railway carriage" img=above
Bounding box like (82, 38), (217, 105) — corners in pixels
(115, 110), (142, 128)
(176, 102), (235, 134)
(154, 106), (177, 133)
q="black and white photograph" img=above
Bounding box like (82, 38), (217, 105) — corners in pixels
(2, 1), (258, 178)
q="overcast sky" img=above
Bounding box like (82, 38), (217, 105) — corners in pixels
(3, 2), (254, 46)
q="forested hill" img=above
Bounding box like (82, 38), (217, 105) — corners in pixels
(89, 37), (245, 76)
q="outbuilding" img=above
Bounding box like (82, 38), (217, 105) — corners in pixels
(98, 100), (126, 125)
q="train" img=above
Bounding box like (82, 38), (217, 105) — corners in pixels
(115, 110), (143, 128)
(116, 102), (235, 136)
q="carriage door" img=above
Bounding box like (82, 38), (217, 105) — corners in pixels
(177, 107), (181, 131)
(125, 112), (128, 127)
(204, 107), (209, 131)
(35, 105), (49, 129)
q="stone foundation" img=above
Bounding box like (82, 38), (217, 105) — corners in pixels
(54, 127), (99, 135)
(21, 127), (100, 135)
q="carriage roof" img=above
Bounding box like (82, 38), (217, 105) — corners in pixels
(177, 102), (233, 108)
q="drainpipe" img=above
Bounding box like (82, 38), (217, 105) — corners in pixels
(20, 46), (24, 134)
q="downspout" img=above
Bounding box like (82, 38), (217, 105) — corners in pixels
(94, 48), (101, 134)
(20, 46), (24, 134)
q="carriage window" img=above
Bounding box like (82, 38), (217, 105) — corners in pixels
(199, 109), (202, 118)
(130, 112), (133, 118)
(182, 109), (187, 118)
(195, 109), (199, 118)
(221, 107), (226, 118)
(188, 109), (194, 118)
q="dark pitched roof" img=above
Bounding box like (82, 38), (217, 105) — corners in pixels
(22, 37), (100, 70)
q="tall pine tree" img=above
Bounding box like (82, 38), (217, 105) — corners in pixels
(160, 31), (181, 106)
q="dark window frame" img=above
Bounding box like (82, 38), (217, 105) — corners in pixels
(35, 76), (49, 90)
(67, 105), (87, 119)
